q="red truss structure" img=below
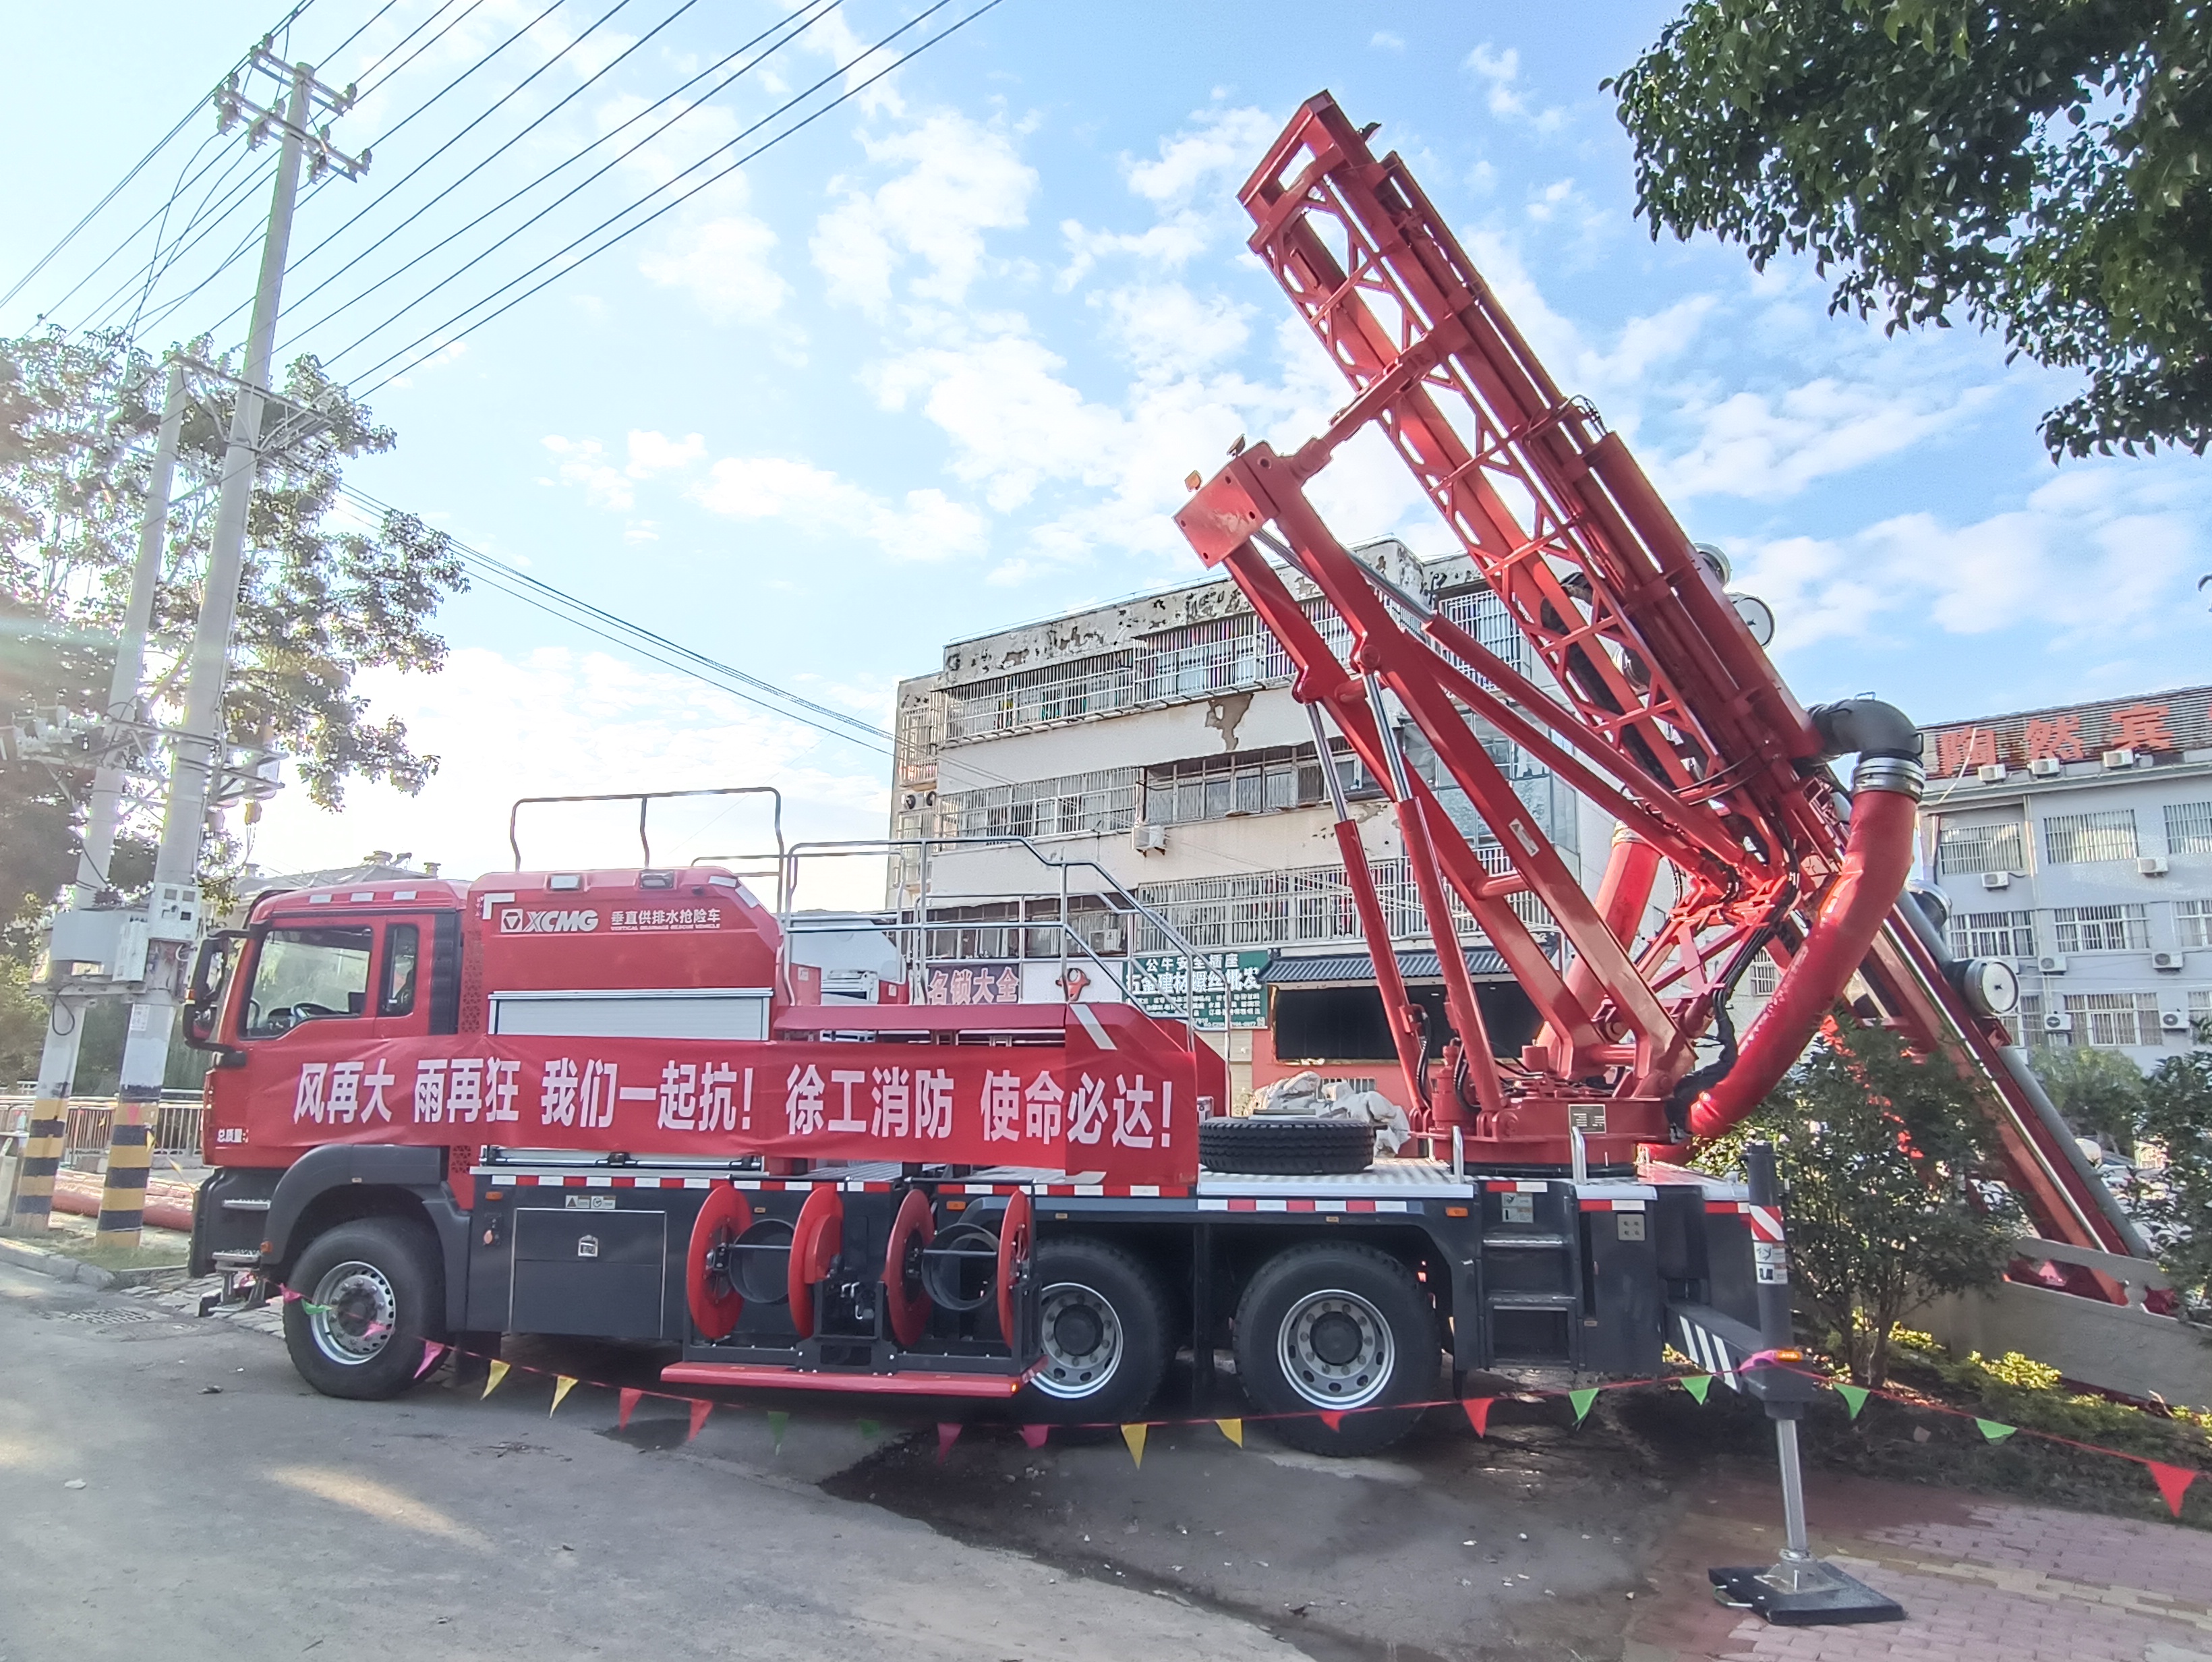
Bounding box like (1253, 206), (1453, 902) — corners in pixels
(1174, 94), (2137, 1258)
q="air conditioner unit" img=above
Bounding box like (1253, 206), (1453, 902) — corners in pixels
(2101, 747), (2136, 770)
(2027, 757), (2064, 778)
(2042, 1012), (2074, 1033)
(1981, 870), (2012, 890)
(1976, 763), (2007, 784)
(2151, 950), (2186, 972)
(2160, 1010), (2189, 1032)
(1133, 823), (1168, 855)
(2138, 855), (2170, 876)
(2037, 955), (2069, 974)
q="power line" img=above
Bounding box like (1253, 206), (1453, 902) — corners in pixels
(285, 0), (843, 361)
(0, 0), (321, 316)
(239, 0), (670, 343)
(333, 482), (896, 753)
(347, 0), (1003, 393)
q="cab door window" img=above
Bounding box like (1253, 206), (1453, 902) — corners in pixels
(242, 926), (374, 1037)
(380, 924), (420, 1016)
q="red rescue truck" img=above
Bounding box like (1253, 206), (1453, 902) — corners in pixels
(187, 94), (2144, 1477)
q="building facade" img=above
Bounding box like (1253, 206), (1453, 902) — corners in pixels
(1917, 687), (2212, 1067)
(887, 542), (1612, 1108)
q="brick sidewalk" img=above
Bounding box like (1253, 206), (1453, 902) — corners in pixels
(1628, 1474), (2212, 1662)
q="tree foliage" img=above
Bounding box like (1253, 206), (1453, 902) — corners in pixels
(1609, 0), (2212, 457)
(0, 327), (465, 957)
(2030, 1041), (2148, 1151)
(1714, 1017), (2014, 1384)
(2135, 1051), (2212, 1317)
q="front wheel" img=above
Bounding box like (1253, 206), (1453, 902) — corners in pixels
(1233, 1242), (1438, 1455)
(283, 1217), (448, 1400)
(1012, 1237), (1169, 1427)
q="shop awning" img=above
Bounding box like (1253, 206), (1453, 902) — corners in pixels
(1261, 946), (1511, 985)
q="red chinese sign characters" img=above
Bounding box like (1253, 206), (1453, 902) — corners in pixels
(1923, 688), (2209, 777)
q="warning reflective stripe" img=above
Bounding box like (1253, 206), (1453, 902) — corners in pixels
(1070, 1004), (1115, 1050)
(1747, 1205), (1785, 1242)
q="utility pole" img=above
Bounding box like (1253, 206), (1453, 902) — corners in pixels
(96, 49), (365, 1245)
(4, 363), (187, 1236)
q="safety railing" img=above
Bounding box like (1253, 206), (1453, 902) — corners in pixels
(507, 786), (786, 910)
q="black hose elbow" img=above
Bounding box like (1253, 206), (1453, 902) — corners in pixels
(1809, 699), (1922, 762)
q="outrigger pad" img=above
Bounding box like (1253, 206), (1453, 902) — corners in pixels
(1708, 1561), (1904, 1626)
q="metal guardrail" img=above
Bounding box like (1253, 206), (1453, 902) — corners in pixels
(0, 1095), (205, 1159)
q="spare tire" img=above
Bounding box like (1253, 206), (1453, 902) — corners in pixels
(1198, 1115), (1374, 1176)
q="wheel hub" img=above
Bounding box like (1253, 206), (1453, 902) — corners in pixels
(1277, 1288), (1395, 1409)
(308, 1260), (397, 1367)
(1032, 1281), (1122, 1400)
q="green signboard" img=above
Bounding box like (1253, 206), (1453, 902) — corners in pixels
(1124, 950), (1271, 1029)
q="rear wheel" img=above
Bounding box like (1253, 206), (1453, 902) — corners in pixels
(1013, 1237), (1168, 1427)
(1233, 1242), (1438, 1455)
(283, 1217), (447, 1401)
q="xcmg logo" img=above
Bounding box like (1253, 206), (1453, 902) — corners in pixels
(500, 908), (600, 934)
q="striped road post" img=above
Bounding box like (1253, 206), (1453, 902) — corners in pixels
(96, 1088), (158, 1247)
(5, 1097), (67, 1235)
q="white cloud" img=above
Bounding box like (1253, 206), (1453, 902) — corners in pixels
(1371, 30), (1405, 50)
(1098, 283), (1250, 376)
(811, 112), (1036, 316)
(1124, 106), (1279, 206)
(541, 435), (633, 511)
(691, 453), (986, 562)
(638, 182), (789, 325)
(626, 430), (705, 476)
(1734, 463), (2207, 656)
(1656, 378), (1995, 503)
(1463, 42), (1565, 132)
(245, 646), (890, 904)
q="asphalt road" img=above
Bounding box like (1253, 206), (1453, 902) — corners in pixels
(0, 1261), (1293, 1662)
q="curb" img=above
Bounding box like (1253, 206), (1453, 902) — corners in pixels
(0, 1234), (187, 1290)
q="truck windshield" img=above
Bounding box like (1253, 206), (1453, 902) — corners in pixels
(243, 926), (374, 1036)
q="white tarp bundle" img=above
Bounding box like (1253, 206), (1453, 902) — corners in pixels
(1248, 1070), (1411, 1155)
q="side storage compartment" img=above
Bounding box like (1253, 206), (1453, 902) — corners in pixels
(511, 1205), (668, 1339)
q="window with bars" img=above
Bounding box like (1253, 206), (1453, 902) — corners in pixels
(2167, 800), (2212, 856)
(2060, 992), (2165, 1048)
(944, 653), (1134, 741)
(2191, 989), (2210, 1045)
(2043, 808), (2138, 864)
(1130, 848), (1545, 952)
(1949, 909), (2037, 959)
(2051, 904), (2150, 953)
(1743, 956), (1780, 1000)
(1936, 821), (2026, 874)
(1141, 743), (1374, 826)
(944, 768), (1140, 840)
(2178, 898), (2212, 951)
(2018, 992), (2049, 1048)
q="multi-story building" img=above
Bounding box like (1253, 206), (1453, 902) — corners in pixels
(887, 541), (1612, 1109)
(1917, 687), (2212, 1066)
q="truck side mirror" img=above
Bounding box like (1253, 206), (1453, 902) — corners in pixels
(184, 932), (249, 1064)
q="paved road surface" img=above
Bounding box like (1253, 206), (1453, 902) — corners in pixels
(0, 1261), (1285, 1662)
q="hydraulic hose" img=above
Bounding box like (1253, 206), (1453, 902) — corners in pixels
(1685, 710), (1925, 1139)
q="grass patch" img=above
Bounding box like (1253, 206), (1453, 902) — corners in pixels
(34, 1222), (192, 1272)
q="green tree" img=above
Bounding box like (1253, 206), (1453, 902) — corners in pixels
(1715, 1018), (2014, 1385)
(2029, 1042), (2147, 1152)
(1608, 1), (2211, 457)
(2137, 1051), (2212, 1318)
(0, 326), (465, 957)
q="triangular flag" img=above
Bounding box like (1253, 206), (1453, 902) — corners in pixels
(2147, 1461), (2198, 1518)
(1567, 1387), (1599, 1426)
(687, 1400), (712, 1442)
(481, 1359), (511, 1400)
(549, 1376), (577, 1416)
(1020, 1424), (1051, 1450)
(1318, 1411), (1345, 1432)
(1215, 1418), (1244, 1448)
(1679, 1374), (1712, 1404)
(767, 1410), (789, 1452)
(617, 1387), (643, 1429)
(1462, 1398), (1495, 1437)
(936, 1422), (961, 1464)
(856, 1418), (881, 1440)
(1975, 1419), (2016, 1442)
(1834, 1383), (1869, 1420)
(278, 1286), (304, 1303)
(413, 1340), (446, 1381)
(1120, 1423), (1148, 1467)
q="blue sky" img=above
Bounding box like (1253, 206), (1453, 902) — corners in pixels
(5, 0), (2207, 894)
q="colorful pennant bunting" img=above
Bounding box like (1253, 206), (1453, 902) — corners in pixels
(1020, 1424), (1051, 1450)
(1834, 1382), (1868, 1420)
(767, 1410), (790, 1452)
(550, 1376), (577, 1416)
(1215, 1418), (1244, 1448)
(687, 1400), (712, 1442)
(617, 1387), (643, 1430)
(481, 1359), (510, 1400)
(413, 1340), (446, 1381)
(1976, 1419), (2016, 1443)
(936, 1422), (961, 1464)
(1121, 1423), (1148, 1467)
(1567, 1387), (1598, 1426)
(1678, 1375), (1711, 1404)
(1462, 1398), (1494, 1437)
(2148, 1462), (2199, 1518)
